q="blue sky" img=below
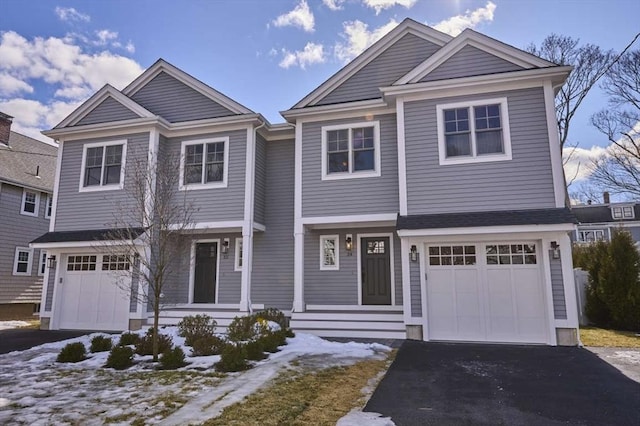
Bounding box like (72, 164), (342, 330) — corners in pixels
(1, 0), (639, 185)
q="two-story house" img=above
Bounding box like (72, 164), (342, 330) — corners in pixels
(32, 19), (579, 345)
(572, 193), (640, 246)
(0, 112), (57, 319)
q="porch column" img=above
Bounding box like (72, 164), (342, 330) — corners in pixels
(132, 245), (151, 328)
(400, 238), (412, 324)
(239, 231), (253, 313)
(292, 224), (305, 312)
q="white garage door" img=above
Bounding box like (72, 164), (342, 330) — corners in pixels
(58, 254), (130, 331)
(426, 242), (548, 344)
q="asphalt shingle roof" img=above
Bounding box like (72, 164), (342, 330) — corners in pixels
(0, 131), (57, 192)
(572, 204), (640, 224)
(31, 228), (146, 244)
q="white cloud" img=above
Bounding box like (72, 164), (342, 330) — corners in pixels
(362, 0), (417, 15)
(95, 29), (118, 45)
(54, 7), (90, 23)
(0, 73), (33, 96)
(273, 0), (315, 32)
(563, 145), (608, 183)
(279, 42), (326, 69)
(432, 1), (496, 36)
(0, 98), (81, 142)
(334, 19), (399, 63)
(125, 41), (135, 54)
(323, 0), (347, 11)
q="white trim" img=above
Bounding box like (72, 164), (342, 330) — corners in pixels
(38, 250), (47, 276)
(145, 129), (160, 226)
(293, 119), (305, 312)
(240, 125), (257, 312)
(284, 100), (394, 123)
(78, 139), (127, 192)
(178, 137), (229, 190)
(44, 193), (52, 219)
(253, 222), (266, 232)
(396, 98), (408, 216)
(39, 249), (57, 314)
(419, 241), (429, 340)
(541, 238), (559, 345)
(319, 234), (340, 271)
(305, 304), (403, 312)
(559, 233), (579, 327)
(397, 223), (576, 237)
(172, 220), (244, 231)
(543, 82), (566, 208)
(13, 247), (33, 276)
(436, 97), (512, 165)
(20, 188), (40, 217)
(302, 213), (397, 226)
(31, 240), (145, 249)
(400, 238), (412, 324)
(234, 237), (243, 272)
(188, 239), (221, 304)
(321, 121), (381, 181)
(357, 233), (396, 307)
(166, 303), (265, 311)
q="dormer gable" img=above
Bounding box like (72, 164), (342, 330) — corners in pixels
(611, 204), (636, 220)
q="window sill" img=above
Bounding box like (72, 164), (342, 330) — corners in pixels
(20, 211), (38, 217)
(79, 184), (124, 193)
(439, 153), (512, 166)
(321, 170), (381, 181)
(13, 272), (31, 276)
(319, 265), (340, 271)
(179, 182), (228, 191)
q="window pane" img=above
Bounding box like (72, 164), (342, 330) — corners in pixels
(476, 130), (504, 154)
(103, 165), (121, 184)
(323, 239), (336, 266)
(23, 192), (36, 213)
(328, 152), (349, 173)
(105, 145), (122, 166)
(446, 133), (471, 157)
(353, 149), (374, 171)
(86, 147), (103, 167)
(85, 167), (102, 186)
(352, 127), (374, 149)
(185, 164), (203, 184)
(17, 262), (28, 273)
(206, 163), (224, 182)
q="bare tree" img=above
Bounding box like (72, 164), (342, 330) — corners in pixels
(104, 151), (196, 361)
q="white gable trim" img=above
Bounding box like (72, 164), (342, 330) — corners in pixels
(56, 85), (155, 129)
(396, 29), (557, 85)
(122, 59), (253, 115)
(290, 19), (451, 109)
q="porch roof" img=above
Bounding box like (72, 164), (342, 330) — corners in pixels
(31, 227), (146, 244)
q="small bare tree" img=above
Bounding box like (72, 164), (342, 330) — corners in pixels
(104, 151), (196, 361)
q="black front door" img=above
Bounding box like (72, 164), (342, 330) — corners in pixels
(361, 237), (392, 305)
(193, 242), (217, 303)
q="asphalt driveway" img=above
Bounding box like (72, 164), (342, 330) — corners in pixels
(366, 340), (640, 426)
(0, 329), (88, 354)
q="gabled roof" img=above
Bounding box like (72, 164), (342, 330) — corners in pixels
(573, 203), (640, 224)
(396, 28), (557, 85)
(0, 131), (57, 192)
(55, 84), (155, 129)
(122, 59), (253, 115)
(290, 18), (452, 109)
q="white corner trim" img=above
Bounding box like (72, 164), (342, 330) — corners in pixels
(320, 121), (381, 181)
(543, 82), (566, 208)
(78, 139), (127, 193)
(319, 234), (340, 271)
(240, 125), (257, 312)
(396, 99), (408, 216)
(178, 137), (229, 191)
(145, 129), (160, 226)
(293, 119), (305, 312)
(20, 188), (40, 217)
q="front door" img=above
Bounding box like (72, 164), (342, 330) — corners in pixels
(361, 237), (392, 305)
(193, 242), (218, 303)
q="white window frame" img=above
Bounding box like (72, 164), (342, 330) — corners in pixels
(319, 234), (339, 270)
(38, 250), (47, 276)
(45, 194), (53, 219)
(321, 121), (381, 181)
(436, 97), (512, 165)
(179, 137), (229, 190)
(20, 189), (40, 217)
(13, 247), (33, 276)
(234, 237), (243, 271)
(578, 230), (605, 243)
(612, 205), (634, 219)
(78, 140), (127, 192)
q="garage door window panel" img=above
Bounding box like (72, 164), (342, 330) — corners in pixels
(102, 255), (131, 271)
(67, 255), (97, 271)
(429, 245), (476, 266)
(486, 244), (537, 265)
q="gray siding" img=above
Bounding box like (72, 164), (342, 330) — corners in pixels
(404, 87), (556, 214)
(129, 258), (140, 313)
(130, 71), (236, 122)
(301, 114), (399, 216)
(550, 252), (567, 320)
(304, 227), (402, 306)
(54, 133), (149, 231)
(75, 97), (139, 126)
(254, 134), (267, 225)
(252, 139), (295, 310)
(410, 259), (422, 317)
(45, 263), (55, 311)
(164, 129), (246, 223)
(0, 183), (49, 304)
(317, 34), (441, 105)
(419, 45), (524, 83)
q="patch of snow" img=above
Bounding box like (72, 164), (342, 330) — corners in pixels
(0, 320), (30, 330)
(337, 410), (395, 426)
(612, 350), (640, 364)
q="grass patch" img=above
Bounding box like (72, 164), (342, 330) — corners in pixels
(580, 326), (640, 348)
(204, 352), (395, 426)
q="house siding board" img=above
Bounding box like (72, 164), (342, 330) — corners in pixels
(74, 97), (139, 126)
(164, 130), (246, 223)
(54, 133), (149, 231)
(410, 259), (422, 317)
(304, 227), (402, 306)
(317, 34), (441, 106)
(419, 45), (524, 83)
(45, 265), (55, 311)
(0, 183), (48, 304)
(254, 134), (267, 225)
(252, 139), (295, 310)
(130, 71), (236, 122)
(404, 87), (556, 214)
(550, 253), (567, 320)
(129, 260), (140, 313)
(301, 114), (399, 217)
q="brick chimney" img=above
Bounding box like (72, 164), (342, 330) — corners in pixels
(0, 112), (13, 146)
(603, 192), (610, 204)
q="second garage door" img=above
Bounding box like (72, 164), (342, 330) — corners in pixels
(426, 242), (549, 344)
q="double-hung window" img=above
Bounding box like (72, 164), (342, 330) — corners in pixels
(180, 138), (229, 190)
(21, 189), (40, 216)
(319, 235), (339, 270)
(38, 250), (47, 276)
(321, 121), (380, 180)
(79, 140), (126, 191)
(45, 194), (53, 219)
(436, 98), (512, 165)
(13, 247), (33, 275)
(612, 206), (634, 220)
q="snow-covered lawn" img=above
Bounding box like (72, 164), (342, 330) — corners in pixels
(0, 321), (31, 330)
(0, 327), (392, 425)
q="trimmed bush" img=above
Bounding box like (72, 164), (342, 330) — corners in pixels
(118, 332), (141, 346)
(255, 308), (287, 331)
(135, 328), (173, 356)
(227, 315), (269, 342)
(105, 346), (135, 370)
(159, 346), (188, 370)
(216, 343), (250, 372)
(245, 340), (267, 361)
(178, 314), (217, 346)
(261, 330), (287, 353)
(191, 335), (226, 357)
(56, 342), (86, 363)
(90, 335), (113, 353)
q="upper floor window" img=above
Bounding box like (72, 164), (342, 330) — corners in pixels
(13, 247), (33, 276)
(79, 140), (127, 192)
(436, 98), (512, 165)
(321, 121), (381, 180)
(179, 138), (229, 190)
(45, 194), (53, 219)
(612, 206), (634, 220)
(21, 189), (40, 217)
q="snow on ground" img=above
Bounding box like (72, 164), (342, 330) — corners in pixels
(337, 411), (395, 426)
(0, 327), (390, 425)
(0, 321), (30, 330)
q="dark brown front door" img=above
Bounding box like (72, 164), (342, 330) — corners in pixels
(361, 237), (392, 305)
(194, 242), (217, 303)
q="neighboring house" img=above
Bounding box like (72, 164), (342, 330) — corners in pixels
(0, 112), (57, 319)
(32, 19), (579, 345)
(572, 194), (640, 247)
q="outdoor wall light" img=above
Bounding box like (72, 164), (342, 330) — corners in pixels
(550, 241), (560, 259)
(47, 255), (57, 269)
(410, 245), (418, 262)
(345, 235), (353, 255)
(222, 238), (230, 258)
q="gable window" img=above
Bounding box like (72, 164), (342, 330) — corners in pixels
(79, 140), (127, 191)
(39, 250), (47, 276)
(235, 238), (243, 271)
(578, 230), (605, 243)
(612, 206), (634, 220)
(180, 138), (229, 190)
(45, 194), (53, 219)
(436, 98), (512, 165)
(21, 189), (40, 217)
(13, 247), (33, 275)
(321, 121), (381, 180)
(319, 235), (339, 270)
